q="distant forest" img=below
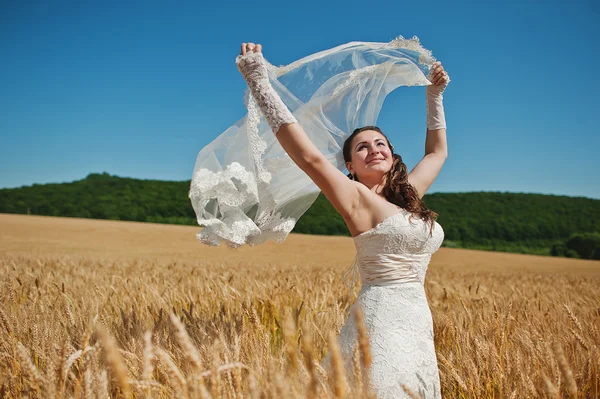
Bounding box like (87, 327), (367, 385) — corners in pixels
(1, 172), (599, 259)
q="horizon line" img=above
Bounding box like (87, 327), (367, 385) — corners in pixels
(1, 172), (598, 201)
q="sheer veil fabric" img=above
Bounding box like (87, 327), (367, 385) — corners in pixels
(189, 36), (437, 248)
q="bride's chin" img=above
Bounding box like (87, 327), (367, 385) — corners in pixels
(361, 170), (387, 179)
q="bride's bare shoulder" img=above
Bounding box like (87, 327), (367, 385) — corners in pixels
(344, 184), (402, 237)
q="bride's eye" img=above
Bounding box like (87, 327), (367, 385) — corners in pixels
(358, 142), (385, 150)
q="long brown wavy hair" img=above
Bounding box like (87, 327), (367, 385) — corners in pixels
(343, 126), (438, 235)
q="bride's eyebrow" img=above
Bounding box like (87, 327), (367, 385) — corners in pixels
(355, 139), (385, 149)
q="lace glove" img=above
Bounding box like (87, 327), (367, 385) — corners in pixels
(235, 51), (297, 134)
(426, 65), (450, 130)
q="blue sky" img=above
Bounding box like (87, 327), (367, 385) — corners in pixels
(1, 0), (599, 199)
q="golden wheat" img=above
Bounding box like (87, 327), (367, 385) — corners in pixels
(1, 214), (599, 398)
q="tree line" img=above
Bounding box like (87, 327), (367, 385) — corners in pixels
(1, 172), (598, 258)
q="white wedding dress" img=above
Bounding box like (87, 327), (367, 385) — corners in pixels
(322, 207), (444, 398)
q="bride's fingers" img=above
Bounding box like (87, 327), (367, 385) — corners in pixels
(240, 42), (259, 56)
(429, 65), (443, 79)
(437, 72), (449, 85)
(428, 62), (448, 85)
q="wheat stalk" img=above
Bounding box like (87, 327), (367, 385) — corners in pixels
(283, 309), (299, 376)
(328, 331), (346, 398)
(170, 313), (203, 372)
(301, 320), (318, 399)
(16, 342), (44, 390)
(154, 347), (187, 396)
(553, 341), (578, 397)
(96, 323), (133, 399)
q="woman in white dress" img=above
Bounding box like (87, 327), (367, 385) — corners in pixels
(236, 41), (449, 398)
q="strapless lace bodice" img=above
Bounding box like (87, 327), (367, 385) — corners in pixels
(352, 208), (444, 286)
(323, 209), (444, 398)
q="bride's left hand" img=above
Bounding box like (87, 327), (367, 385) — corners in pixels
(429, 61), (450, 86)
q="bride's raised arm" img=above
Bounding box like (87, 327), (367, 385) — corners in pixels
(237, 42), (360, 219)
(408, 61), (450, 199)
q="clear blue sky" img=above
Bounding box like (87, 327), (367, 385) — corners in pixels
(1, 0), (599, 199)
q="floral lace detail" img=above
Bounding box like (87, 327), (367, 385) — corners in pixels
(322, 210), (444, 398)
(352, 211), (443, 256)
(236, 51), (297, 135)
(244, 93), (272, 184)
(323, 285), (442, 398)
(189, 162), (258, 209)
(386, 35), (436, 65)
(248, 211), (296, 246)
(196, 217), (260, 248)
(188, 157), (296, 248)
(195, 212), (294, 248)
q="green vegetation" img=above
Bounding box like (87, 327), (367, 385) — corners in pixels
(0, 173), (195, 224)
(1, 172), (599, 258)
(550, 232), (600, 260)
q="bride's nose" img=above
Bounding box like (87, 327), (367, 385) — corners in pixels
(369, 146), (381, 156)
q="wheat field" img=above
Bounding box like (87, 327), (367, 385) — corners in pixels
(0, 213), (599, 398)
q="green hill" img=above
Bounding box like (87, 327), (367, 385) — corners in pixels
(1, 172), (599, 257)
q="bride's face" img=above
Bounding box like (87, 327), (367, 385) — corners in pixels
(348, 130), (393, 180)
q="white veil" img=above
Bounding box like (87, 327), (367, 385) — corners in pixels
(189, 36), (437, 248)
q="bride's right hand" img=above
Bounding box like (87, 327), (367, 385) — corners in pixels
(236, 42), (268, 82)
(240, 42), (262, 56)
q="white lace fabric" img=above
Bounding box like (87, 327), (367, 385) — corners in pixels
(235, 51), (298, 134)
(189, 35), (438, 248)
(323, 210), (445, 398)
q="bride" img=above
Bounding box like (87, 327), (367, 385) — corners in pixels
(235, 41), (449, 398)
